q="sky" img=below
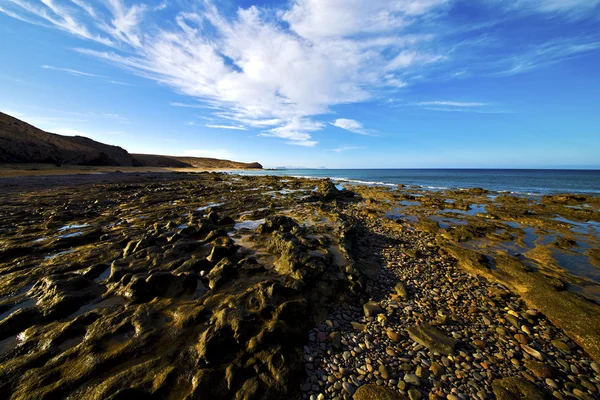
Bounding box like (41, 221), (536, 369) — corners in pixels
(0, 0), (599, 169)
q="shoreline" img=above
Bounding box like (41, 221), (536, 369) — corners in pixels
(0, 172), (598, 398)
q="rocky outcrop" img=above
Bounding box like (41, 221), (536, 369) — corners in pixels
(0, 173), (369, 399)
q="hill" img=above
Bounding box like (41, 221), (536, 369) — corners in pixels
(132, 154), (262, 169)
(0, 111), (135, 166)
(0, 112), (262, 169)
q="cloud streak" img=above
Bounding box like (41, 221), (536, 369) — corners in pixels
(331, 118), (371, 135)
(41, 64), (128, 85)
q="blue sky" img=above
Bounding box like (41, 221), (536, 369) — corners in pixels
(1, 0), (599, 168)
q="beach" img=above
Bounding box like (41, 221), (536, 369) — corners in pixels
(0, 170), (599, 399)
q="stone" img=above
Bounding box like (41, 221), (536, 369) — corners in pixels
(404, 374), (421, 386)
(353, 384), (408, 400)
(394, 282), (409, 299)
(364, 301), (384, 318)
(415, 366), (429, 379)
(406, 324), (458, 355)
(551, 339), (571, 352)
(429, 362), (445, 378)
(524, 360), (555, 379)
(472, 340), (486, 350)
(491, 378), (547, 400)
(514, 334), (529, 345)
(330, 331), (342, 348)
(343, 382), (356, 395)
(521, 344), (545, 361)
(387, 330), (402, 343)
(379, 365), (390, 380)
(407, 388), (422, 400)
(352, 322), (367, 332)
(572, 389), (594, 400)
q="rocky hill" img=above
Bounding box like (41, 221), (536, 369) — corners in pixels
(132, 154), (262, 169)
(0, 112), (135, 166)
(0, 112), (262, 169)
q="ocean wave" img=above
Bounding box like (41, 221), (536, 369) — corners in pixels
(329, 177), (397, 187)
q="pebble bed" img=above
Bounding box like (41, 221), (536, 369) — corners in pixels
(301, 215), (600, 400)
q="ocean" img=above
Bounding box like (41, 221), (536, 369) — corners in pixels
(232, 169), (600, 195)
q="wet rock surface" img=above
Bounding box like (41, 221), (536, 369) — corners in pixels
(0, 172), (599, 399)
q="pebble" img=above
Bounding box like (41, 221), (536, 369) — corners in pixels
(298, 208), (600, 400)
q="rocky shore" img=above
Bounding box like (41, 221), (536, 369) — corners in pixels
(0, 172), (598, 399)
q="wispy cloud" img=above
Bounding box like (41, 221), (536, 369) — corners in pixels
(41, 64), (128, 85)
(205, 124), (247, 131)
(41, 65), (100, 77)
(332, 146), (362, 153)
(422, 107), (513, 114)
(503, 0), (600, 19)
(416, 101), (486, 107)
(331, 118), (371, 135)
(170, 102), (211, 109)
(494, 38), (600, 76)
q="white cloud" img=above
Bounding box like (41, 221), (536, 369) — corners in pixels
(331, 118), (370, 135)
(183, 149), (233, 159)
(417, 101), (486, 107)
(332, 146), (361, 152)
(205, 124), (247, 130)
(62, 1), (446, 146)
(282, 0), (448, 39)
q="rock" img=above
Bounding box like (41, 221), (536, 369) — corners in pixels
(353, 384), (408, 400)
(386, 330), (402, 343)
(572, 389), (594, 400)
(404, 374), (421, 386)
(363, 301), (384, 317)
(379, 364), (390, 379)
(514, 334), (529, 345)
(551, 339), (570, 352)
(394, 282), (409, 299)
(524, 360), (555, 379)
(521, 344), (545, 361)
(415, 366), (429, 379)
(429, 362), (445, 378)
(491, 378), (547, 400)
(206, 258), (235, 289)
(407, 389), (422, 400)
(406, 324), (458, 355)
(351, 322), (367, 332)
(330, 331), (342, 348)
(343, 382), (356, 395)
(472, 339), (486, 349)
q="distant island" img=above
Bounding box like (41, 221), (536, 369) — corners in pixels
(0, 112), (262, 170)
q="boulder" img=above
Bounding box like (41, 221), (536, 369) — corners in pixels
(353, 384), (408, 400)
(491, 378), (547, 400)
(406, 324), (458, 355)
(363, 301), (384, 318)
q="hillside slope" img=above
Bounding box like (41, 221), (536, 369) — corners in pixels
(0, 112), (262, 169)
(0, 112), (136, 166)
(132, 154), (262, 169)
